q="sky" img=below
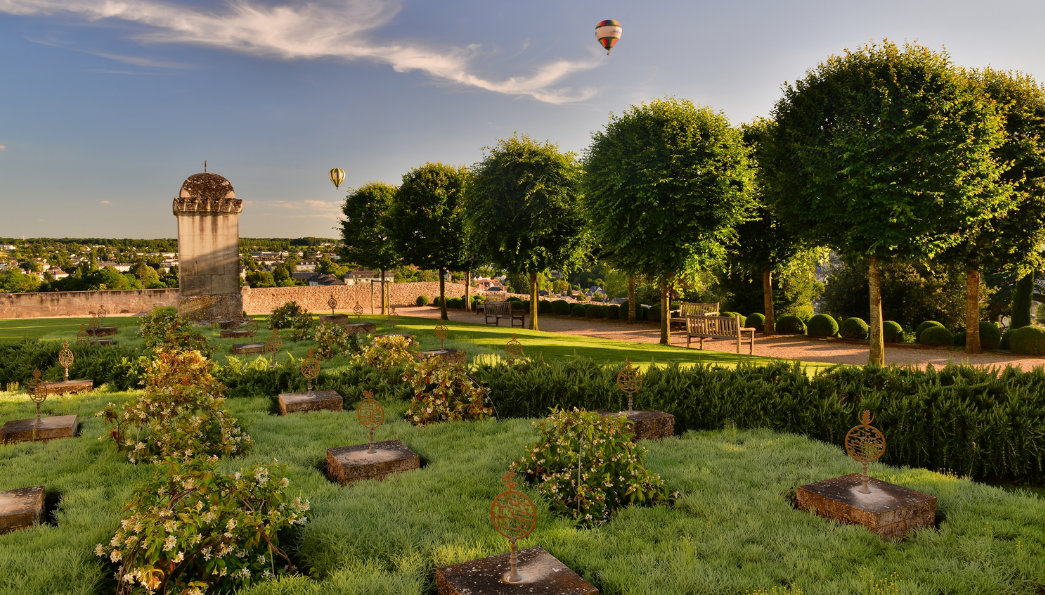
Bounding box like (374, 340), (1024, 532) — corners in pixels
(3, 1), (1045, 239)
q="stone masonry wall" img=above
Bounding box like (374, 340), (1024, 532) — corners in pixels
(0, 289), (179, 319)
(240, 282), (467, 315)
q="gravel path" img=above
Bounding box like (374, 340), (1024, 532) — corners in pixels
(398, 306), (1045, 371)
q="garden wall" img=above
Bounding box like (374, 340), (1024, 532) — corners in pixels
(0, 283), (469, 319)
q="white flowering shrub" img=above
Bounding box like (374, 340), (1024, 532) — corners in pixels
(98, 457), (308, 594)
(511, 408), (676, 527)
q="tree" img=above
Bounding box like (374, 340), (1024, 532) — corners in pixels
(583, 97), (755, 344)
(770, 41), (1009, 365)
(467, 135), (589, 330)
(389, 163), (471, 320)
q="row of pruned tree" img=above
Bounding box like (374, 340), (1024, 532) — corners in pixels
(341, 40), (1045, 365)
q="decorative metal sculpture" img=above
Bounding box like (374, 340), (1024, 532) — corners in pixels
(388, 306), (399, 330)
(97, 305), (108, 326)
(504, 334), (523, 364)
(245, 319), (259, 339)
(27, 370), (46, 424)
(76, 324), (88, 344)
(490, 471), (537, 584)
(353, 301), (363, 318)
(434, 323), (448, 350)
(356, 390), (385, 454)
(265, 330), (282, 369)
(58, 340), (74, 382)
(300, 349), (321, 395)
(616, 359), (642, 413)
(327, 295), (338, 316)
(844, 410), (886, 494)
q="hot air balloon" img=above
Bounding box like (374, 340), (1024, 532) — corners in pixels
(595, 20), (622, 55)
(329, 168), (345, 189)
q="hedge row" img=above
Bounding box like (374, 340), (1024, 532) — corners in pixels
(0, 340), (140, 390)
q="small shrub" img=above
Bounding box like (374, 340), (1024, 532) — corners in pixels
(99, 457), (308, 594)
(313, 322), (352, 360)
(446, 297), (464, 309)
(551, 300), (572, 316)
(746, 313), (765, 332)
(637, 305), (650, 321)
(979, 321), (1002, 350)
(915, 320), (945, 339)
(806, 314), (838, 337)
(471, 295), (485, 307)
(432, 296), (444, 307)
(919, 325), (954, 347)
(883, 321), (904, 343)
(356, 335), (418, 371)
(139, 307), (212, 357)
(571, 303), (587, 318)
(402, 357), (492, 425)
(585, 304), (606, 319)
(776, 315), (806, 334)
(720, 312), (747, 327)
(288, 311), (316, 341)
(415, 295), (430, 306)
(839, 317), (869, 340)
(1008, 325), (1045, 355)
(607, 305), (621, 320)
(269, 301), (305, 330)
(512, 408), (675, 527)
(574, 294), (588, 302)
(538, 300), (552, 315)
(649, 304), (662, 322)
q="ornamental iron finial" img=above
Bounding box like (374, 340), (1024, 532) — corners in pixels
(58, 340), (74, 382)
(300, 349), (320, 394)
(844, 410), (886, 494)
(434, 323), (448, 350)
(616, 359), (642, 413)
(504, 334), (523, 364)
(356, 391), (385, 454)
(490, 471), (536, 583)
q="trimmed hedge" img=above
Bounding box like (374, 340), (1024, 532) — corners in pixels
(776, 315), (806, 334)
(538, 300), (552, 315)
(839, 317), (869, 340)
(551, 300), (572, 316)
(720, 312), (747, 327)
(1009, 325), (1045, 355)
(746, 313), (765, 332)
(571, 303), (587, 318)
(607, 305), (621, 320)
(883, 321), (904, 343)
(979, 321), (1002, 351)
(0, 340), (141, 390)
(915, 320), (944, 340)
(807, 314), (838, 338)
(920, 325), (954, 347)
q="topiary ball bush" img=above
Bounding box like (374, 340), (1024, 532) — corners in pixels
(746, 313), (765, 332)
(571, 303), (587, 318)
(776, 315), (806, 334)
(839, 317), (869, 340)
(446, 297), (464, 309)
(919, 325), (954, 347)
(720, 311), (746, 327)
(1008, 325), (1045, 355)
(648, 304), (662, 322)
(415, 295), (430, 307)
(915, 320), (944, 341)
(979, 321), (1002, 350)
(806, 314), (838, 337)
(551, 300), (571, 316)
(883, 321), (904, 343)
(537, 300), (552, 315)
(1000, 329), (1012, 350)
(586, 304), (606, 319)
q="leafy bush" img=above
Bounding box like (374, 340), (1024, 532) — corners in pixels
(99, 457), (308, 594)
(979, 321), (1002, 350)
(720, 312), (747, 327)
(839, 317), (869, 340)
(571, 303), (587, 318)
(402, 357), (492, 425)
(806, 314), (838, 337)
(415, 295), (430, 306)
(919, 325), (953, 347)
(446, 297), (464, 309)
(313, 322), (359, 360)
(746, 313), (765, 332)
(98, 350), (252, 464)
(1009, 325), (1045, 355)
(585, 304), (606, 319)
(775, 315), (806, 334)
(471, 295), (485, 307)
(355, 335), (418, 372)
(269, 301), (305, 330)
(915, 320), (944, 339)
(649, 304), (661, 322)
(538, 300), (552, 315)
(432, 297), (444, 307)
(551, 300), (572, 316)
(0, 339), (140, 390)
(512, 408), (675, 527)
(139, 307), (212, 357)
(883, 321), (905, 343)
(606, 305), (621, 320)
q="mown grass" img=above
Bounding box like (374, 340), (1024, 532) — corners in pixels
(1, 387), (1042, 594)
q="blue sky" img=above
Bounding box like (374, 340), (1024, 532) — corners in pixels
(2, 0), (1045, 238)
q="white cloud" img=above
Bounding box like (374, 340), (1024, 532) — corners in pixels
(0, 0), (597, 103)
(99, 200), (111, 205)
(266, 199), (340, 219)
(0, 145), (6, 150)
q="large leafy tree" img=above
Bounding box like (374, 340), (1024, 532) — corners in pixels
(339, 182), (399, 314)
(584, 97), (755, 344)
(770, 41), (1010, 365)
(467, 135), (589, 330)
(389, 163), (471, 320)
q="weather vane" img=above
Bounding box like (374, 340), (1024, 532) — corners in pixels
(504, 334), (523, 364)
(356, 391), (385, 454)
(616, 359), (642, 413)
(301, 349), (321, 395)
(489, 471), (537, 584)
(844, 410), (886, 494)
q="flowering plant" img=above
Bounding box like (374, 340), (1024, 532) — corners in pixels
(512, 408), (675, 527)
(313, 322), (353, 360)
(403, 356), (492, 425)
(98, 457), (308, 594)
(138, 307), (212, 358)
(98, 350), (252, 464)
(355, 335), (417, 371)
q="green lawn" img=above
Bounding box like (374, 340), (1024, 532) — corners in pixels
(0, 389), (1041, 594)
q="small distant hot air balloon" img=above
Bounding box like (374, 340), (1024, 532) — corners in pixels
(595, 20), (622, 55)
(329, 168), (345, 189)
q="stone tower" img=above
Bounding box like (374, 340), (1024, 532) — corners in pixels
(173, 170), (243, 321)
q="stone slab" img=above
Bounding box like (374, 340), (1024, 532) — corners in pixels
(219, 329), (253, 339)
(435, 546), (597, 595)
(89, 338), (114, 346)
(319, 314), (349, 324)
(344, 322), (377, 334)
(326, 439), (420, 485)
(597, 409), (675, 441)
(231, 342), (267, 355)
(420, 348), (465, 363)
(1, 415), (78, 444)
(0, 486), (45, 535)
(39, 380), (94, 396)
(796, 473), (936, 540)
(218, 319), (244, 329)
(277, 390), (343, 415)
(85, 326), (118, 337)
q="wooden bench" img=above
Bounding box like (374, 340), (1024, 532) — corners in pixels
(670, 302), (719, 330)
(685, 314), (755, 354)
(484, 300), (525, 327)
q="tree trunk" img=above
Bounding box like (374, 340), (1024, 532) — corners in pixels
(965, 267), (981, 354)
(379, 269), (386, 316)
(628, 275), (636, 323)
(762, 267), (774, 336)
(439, 267), (447, 320)
(1012, 273), (1034, 329)
(530, 271), (539, 331)
(868, 257), (885, 366)
(464, 269), (471, 312)
(659, 279), (670, 345)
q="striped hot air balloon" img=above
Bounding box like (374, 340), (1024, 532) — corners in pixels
(329, 168), (345, 189)
(595, 20), (622, 55)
